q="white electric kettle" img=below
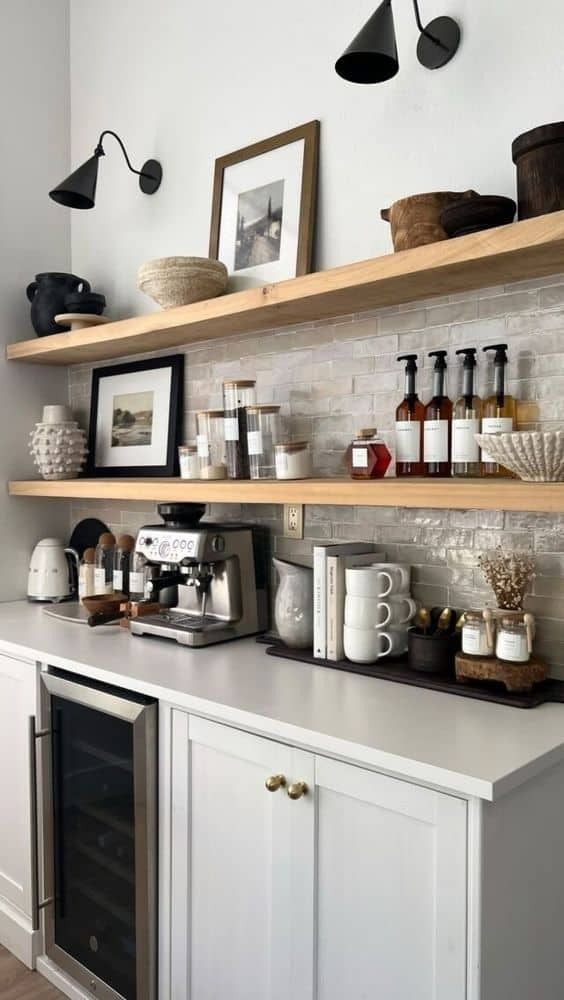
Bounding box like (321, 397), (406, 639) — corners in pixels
(27, 538), (79, 603)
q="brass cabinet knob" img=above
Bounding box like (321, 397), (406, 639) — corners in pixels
(287, 781), (308, 800)
(265, 774), (286, 792)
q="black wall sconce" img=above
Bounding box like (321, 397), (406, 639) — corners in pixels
(335, 0), (461, 84)
(49, 130), (163, 209)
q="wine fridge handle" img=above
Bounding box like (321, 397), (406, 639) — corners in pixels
(29, 716), (53, 932)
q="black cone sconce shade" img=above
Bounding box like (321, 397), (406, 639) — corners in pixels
(335, 0), (461, 84)
(49, 130), (162, 209)
(335, 0), (398, 84)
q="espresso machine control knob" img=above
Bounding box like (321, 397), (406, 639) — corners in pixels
(212, 535), (225, 553)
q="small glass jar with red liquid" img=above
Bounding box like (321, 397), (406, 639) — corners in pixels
(346, 428), (391, 479)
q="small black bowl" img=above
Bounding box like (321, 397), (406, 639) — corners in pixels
(408, 626), (461, 674)
(64, 290), (106, 315)
(441, 195), (516, 238)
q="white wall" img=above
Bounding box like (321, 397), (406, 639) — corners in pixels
(0, 0), (71, 599)
(71, 0), (564, 316)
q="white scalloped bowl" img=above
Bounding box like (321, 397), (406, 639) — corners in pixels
(475, 430), (564, 482)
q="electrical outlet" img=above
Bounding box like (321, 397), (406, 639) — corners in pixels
(283, 503), (304, 539)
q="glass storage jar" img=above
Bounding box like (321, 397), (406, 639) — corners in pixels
(247, 404), (282, 479)
(196, 410), (227, 480)
(461, 609), (496, 657)
(178, 444), (199, 480)
(275, 441), (312, 480)
(496, 612), (534, 664)
(223, 380), (256, 479)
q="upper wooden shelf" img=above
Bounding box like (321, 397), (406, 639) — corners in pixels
(8, 211), (564, 365)
(8, 478), (564, 513)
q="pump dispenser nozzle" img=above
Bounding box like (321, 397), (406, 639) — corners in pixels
(455, 347), (477, 368)
(397, 354), (418, 371)
(483, 344), (508, 364)
(429, 350), (448, 369)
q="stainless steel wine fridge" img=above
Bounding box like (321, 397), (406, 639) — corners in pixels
(31, 669), (157, 1000)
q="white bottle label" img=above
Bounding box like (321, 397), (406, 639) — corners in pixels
(352, 446), (368, 468)
(129, 571), (146, 596)
(224, 417), (239, 441)
(247, 430), (263, 456)
(424, 420), (449, 463)
(197, 434), (209, 458)
(94, 567), (109, 593)
(113, 570), (123, 591)
(395, 422), (420, 463)
(452, 418), (480, 463)
(481, 417), (513, 463)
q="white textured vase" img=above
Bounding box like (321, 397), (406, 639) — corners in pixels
(29, 405), (88, 480)
(273, 557), (314, 649)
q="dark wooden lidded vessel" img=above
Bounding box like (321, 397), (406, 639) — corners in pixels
(512, 122), (564, 220)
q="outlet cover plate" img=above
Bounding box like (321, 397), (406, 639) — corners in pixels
(283, 503), (304, 539)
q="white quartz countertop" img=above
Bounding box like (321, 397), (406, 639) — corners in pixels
(2, 601), (564, 801)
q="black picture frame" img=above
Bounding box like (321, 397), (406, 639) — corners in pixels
(87, 355), (184, 477)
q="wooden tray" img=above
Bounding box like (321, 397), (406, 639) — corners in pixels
(455, 652), (547, 693)
(263, 641), (564, 709)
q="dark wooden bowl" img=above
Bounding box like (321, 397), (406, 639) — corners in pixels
(440, 195), (516, 238)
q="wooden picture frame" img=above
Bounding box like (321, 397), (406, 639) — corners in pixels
(87, 355), (184, 477)
(209, 120), (319, 282)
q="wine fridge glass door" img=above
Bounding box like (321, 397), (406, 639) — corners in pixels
(39, 672), (157, 1000)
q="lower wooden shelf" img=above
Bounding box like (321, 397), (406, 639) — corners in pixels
(7, 477), (564, 512)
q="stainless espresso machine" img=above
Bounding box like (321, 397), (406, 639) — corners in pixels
(130, 503), (269, 646)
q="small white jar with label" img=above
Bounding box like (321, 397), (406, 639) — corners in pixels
(462, 610), (496, 657)
(178, 444), (200, 479)
(496, 614), (533, 664)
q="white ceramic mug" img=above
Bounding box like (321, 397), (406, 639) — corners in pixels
(343, 624), (408, 664)
(344, 594), (417, 629)
(345, 563), (411, 599)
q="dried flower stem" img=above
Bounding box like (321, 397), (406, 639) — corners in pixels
(478, 546), (535, 611)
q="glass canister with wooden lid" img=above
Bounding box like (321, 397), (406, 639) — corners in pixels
(223, 380), (256, 479)
(247, 404), (282, 479)
(196, 409), (227, 480)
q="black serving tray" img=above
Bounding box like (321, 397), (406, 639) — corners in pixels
(263, 641), (564, 709)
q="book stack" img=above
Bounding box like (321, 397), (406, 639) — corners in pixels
(313, 543), (385, 661)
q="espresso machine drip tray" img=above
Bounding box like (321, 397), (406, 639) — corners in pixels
(130, 611), (236, 646)
(147, 611), (225, 632)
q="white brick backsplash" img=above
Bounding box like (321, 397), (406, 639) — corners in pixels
(69, 273), (564, 673)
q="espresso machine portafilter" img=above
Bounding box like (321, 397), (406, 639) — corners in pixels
(129, 504), (269, 647)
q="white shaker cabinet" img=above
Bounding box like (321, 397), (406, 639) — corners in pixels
(165, 710), (467, 1000)
(0, 651), (37, 965)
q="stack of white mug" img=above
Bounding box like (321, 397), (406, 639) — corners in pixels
(343, 563), (416, 664)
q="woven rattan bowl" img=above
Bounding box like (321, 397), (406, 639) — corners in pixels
(138, 256), (228, 309)
(475, 430), (564, 482)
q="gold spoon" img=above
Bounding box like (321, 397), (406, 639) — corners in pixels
(416, 607), (430, 635)
(435, 607), (453, 635)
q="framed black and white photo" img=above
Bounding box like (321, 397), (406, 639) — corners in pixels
(88, 355), (184, 477)
(209, 121), (319, 288)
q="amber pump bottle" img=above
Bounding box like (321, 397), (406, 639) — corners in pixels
(481, 343), (516, 477)
(424, 350), (452, 477)
(395, 354), (424, 476)
(452, 348), (482, 478)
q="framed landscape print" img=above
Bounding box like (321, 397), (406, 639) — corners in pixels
(88, 355), (184, 477)
(209, 120), (319, 288)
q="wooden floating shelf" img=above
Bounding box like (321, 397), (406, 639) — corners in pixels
(7, 211), (564, 365)
(8, 478), (564, 513)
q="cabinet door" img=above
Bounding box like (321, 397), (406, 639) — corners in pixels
(0, 652), (36, 917)
(169, 711), (315, 1000)
(314, 756), (467, 1000)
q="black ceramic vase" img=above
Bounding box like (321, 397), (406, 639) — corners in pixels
(26, 272), (91, 337)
